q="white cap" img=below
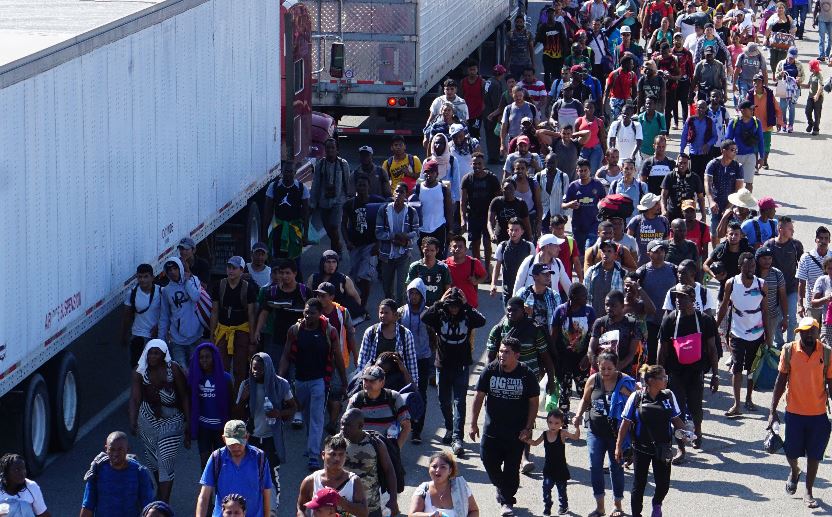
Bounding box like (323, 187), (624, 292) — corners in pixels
(358, 145), (374, 154)
(620, 25), (631, 34)
(538, 234), (565, 247)
(449, 124), (466, 136)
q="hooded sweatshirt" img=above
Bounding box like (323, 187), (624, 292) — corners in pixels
(158, 257), (203, 346)
(398, 279), (432, 360)
(421, 292), (487, 369)
(236, 352), (291, 464)
(429, 133), (461, 202)
(189, 342), (231, 438)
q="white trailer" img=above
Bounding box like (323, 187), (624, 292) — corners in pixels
(0, 0), (299, 473)
(309, 0), (510, 114)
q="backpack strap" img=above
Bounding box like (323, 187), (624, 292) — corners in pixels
(219, 278), (227, 308)
(240, 279), (248, 308)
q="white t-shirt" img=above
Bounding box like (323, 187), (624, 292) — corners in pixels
(123, 285), (162, 338)
(0, 479), (48, 515)
(683, 33), (700, 55)
(662, 282), (718, 313)
(608, 119), (643, 162)
(246, 264), (272, 288)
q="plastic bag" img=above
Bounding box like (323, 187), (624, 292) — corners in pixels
(545, 382), (560, 413)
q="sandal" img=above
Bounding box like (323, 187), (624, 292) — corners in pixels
(786, 471), (801, 495)
(724, 407), (742, 417)
(804, 496), (819, 509)
(744, 400), (758, 412)
(588, 511), (606, 517)
(610, 510), (625, 517)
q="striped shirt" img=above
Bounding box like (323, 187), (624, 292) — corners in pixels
(346, 388), (411, 437)
(519, 79), (548, 107)
(486, 317), (548, 376)
(797, 250), (832, 304)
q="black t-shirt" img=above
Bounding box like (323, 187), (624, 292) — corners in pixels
(211, 279), (258, 326)
(489, 197), (529, 242)
(475, 360), (539, 440)
(622, 389), (681, 453)
(664, 239), (699, 266)
(591, 315), (642, 370)
(461, 172), (501, 221)
(263, 284), (308, 346)
(658, 310), (717, 372)
(660, 172), (704, 219)
(496, 239), (535, 292)
(294, 323), (331, 381)
(343, 195), (385, 246)
(640, 156), (675, 195)
(709, 239), (754, 297)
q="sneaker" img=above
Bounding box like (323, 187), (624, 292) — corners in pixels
(813, 130), (820, 135)
(521, 459), (534, 474)
(452, 440), (465, 458)
(411, 432), (422, 445)
(558, 506), (569, 515)
(500, 503), (515, 516)
(442, 429), (453, 445)
(807, 124), (814, 133)
(788, 125), (794, 133)
(652, 504), (663, 517)
(543, 505), (552, 516)
(292, 412), (304, 429)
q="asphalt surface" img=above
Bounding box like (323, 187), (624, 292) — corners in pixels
(31, 1), (832, 516)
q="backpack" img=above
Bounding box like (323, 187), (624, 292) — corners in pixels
(538, 170), (567, 197)
(752, 219), (776, 244)
(729, 116), (760, 148)
(597, 314), (645, 376)
(782, 342), (832, 407)
(211, 446), (267, 488)
(365, 429), (406, 494)
(218, 278), (249, 313)
(129, 284), (158, 315)
(597, 193), (635, 221)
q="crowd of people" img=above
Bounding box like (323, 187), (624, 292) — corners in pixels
(3, 0), (832, 516)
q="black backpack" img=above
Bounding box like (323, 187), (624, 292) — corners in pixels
(129, 284), (158, 315)
(752, 219), (776, 244)
(366, 428), (406, 494)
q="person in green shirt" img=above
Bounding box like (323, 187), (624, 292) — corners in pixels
(637, 95), (668, 156)
(406, 236), (452, 307)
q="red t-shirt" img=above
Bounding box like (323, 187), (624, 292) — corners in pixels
(557, 235), (579, 278)
(445, 255), (487, 308)
(460, 76), (485, 120)
(606, 69), (637, 100)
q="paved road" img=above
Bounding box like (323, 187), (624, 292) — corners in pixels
(34, 2), (832, 516)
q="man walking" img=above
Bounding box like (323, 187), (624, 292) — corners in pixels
(461, 152), (501, 267)
(725, 100), (765, 192)
(264, 165), (310, 275)
(704, 140), (745, 245)
(158, 257), (203, 368)
(122, 264), (161, 368)
(797, 226), (832, 322)
(768, 317), (832, 510)
(80, 431), (154, 516)
(375, 183), (420, 304)
(470, 337), (540, 516)
(765, 216), (804, 341)
(310, 138), (352, 253)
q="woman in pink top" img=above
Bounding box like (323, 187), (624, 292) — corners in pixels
(575, 99), (607, 174)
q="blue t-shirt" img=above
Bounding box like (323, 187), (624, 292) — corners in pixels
(704, 158), (743, 210)
(82, 460), (154, 516)
(200, 445), (272, 517)
(741, 217), (778, 246)
(564, 179), (606, 233)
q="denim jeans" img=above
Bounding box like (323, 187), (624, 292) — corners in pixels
(295, 378), (326, 461)
(818, 21), (832, 58)
(437, 364), (469, 440)
(779, 98), (796, 126)
(169, 340), (198, 369)
(379, 254), (411, 304)
(587, 429), (625, 499)
(543, 477), (568, 510)
(413, 357), (433, 434)
(786, 291), (799, 342)
(581, 144), (604, 174)
(766, 308), (786, 348)
(735, 80), (752, 108)
(791, 4), (809, 37)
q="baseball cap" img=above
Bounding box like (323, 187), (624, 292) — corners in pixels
(223, 420), (248, 445)
(520, 116), (533, 125)
(358, 145), (374, 154)
(449, 123), (466, 136)
(598, 239), (617, 251)
(796, 316), (820, 331)
(516, 135), (531, 145)
(681, 199), (697, 211)
(361, 365), (386, 381)
(738, 99), (754, 110)
(757, 196), (779, 211)
(252, 241), (268, 253)
(423, 158), (439, 172)
(788, 46), (799, 56)
(538, 234), (565, 247)
(746, 42), (760, 56)
(314, 281), (337, 296)
(493, 64), (507, 75)
(305, 487), (341, 510)
(620, 25), (631, 34)
(177, 237), (196, 250)
(322, 249), (340, 262)
(647, 239), (669, 253)
(227, 256), (245, 269)
(531, 263), (552, 275)
(755, 246), (774, 259)
(636, 192), (660, 211)
(703, 46), (715, 54)
(570, 64), (585, 74)
(670, 283), (695, 297)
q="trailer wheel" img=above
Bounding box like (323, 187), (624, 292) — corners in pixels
(49, 352), (80, 450)
(22, 374), (51, 475)
(246, 201), (262, 259)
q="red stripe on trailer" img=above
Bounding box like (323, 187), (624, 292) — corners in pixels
(356, 80), (374, 84)
(44, 329), (65, 347)
(339, 128), (414, 136)
(312, 78), (412, 85)
(0, 363), (18, 380)
(385, 80), (404, 85)
(190, 223), (204, 235)
(84, 298), (104, 316)
(338, 128), (370, 134)
(157, 246), (173, 261)
(218, 201), (233, 214)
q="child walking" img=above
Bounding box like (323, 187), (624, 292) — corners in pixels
(527, 409), (581, 515)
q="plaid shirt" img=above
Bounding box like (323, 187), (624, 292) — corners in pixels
(356, 323), (419, 386)
(585, 261), (625, 309)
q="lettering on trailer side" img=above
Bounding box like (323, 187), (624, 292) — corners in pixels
(44, 292), (82, 330)
(161, 222), (175, 242)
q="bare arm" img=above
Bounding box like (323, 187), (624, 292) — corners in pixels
(572, 373), (596, 426)
(716, 278), (734, 327)
(195, 485), (215, 517)
(296, 476), (313, 517)
(469, 391), (486, 441)
(128, 372), (142, 436)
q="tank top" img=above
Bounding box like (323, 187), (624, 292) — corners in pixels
(312, 471), (357, 504)
(511, 175), (536, 214)
(419, 182), (446, 233)
(588, 373), (619, 441)
(729, 274), (765, 340)
(543, 430), (570, 480)
(576, 116), (602, 148)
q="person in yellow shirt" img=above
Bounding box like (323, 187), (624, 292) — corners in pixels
(383, 135), (422, 195)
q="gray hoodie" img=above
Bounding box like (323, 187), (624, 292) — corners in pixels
(158, 257), (203, 346)
(398, 278), (432, 360)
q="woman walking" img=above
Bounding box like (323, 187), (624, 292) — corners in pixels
(188, 342), (232, 468)
(408, 451), (480, 517)
(0, 453), (50, 516)
(129, 339), (190, 502)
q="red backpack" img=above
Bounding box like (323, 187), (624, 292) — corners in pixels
(597, 193), (634, 221)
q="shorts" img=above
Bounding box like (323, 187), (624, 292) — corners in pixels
(466, 215), (488, 241)
(729, 336), (763, 374)
(735, 153), (757, 184)
(319, 205), (343, 228)
(197, 426), (224, 454)
(783, 412), (832, 460)
(349, 244), (377, 281)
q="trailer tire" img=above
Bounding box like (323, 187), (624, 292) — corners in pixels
(49, 352), (80, 451)
(246, 201), (262, 260)
(22, 374), (51, 476)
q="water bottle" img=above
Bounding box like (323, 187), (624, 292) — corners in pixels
(264, 397), (276, 426)
(387, 423), (400, 441)
(772, 422), (781, 434)
(674, 429), (697, 442)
